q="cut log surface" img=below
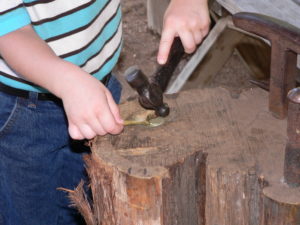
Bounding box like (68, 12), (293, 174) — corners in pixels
(263, 185), (300, 225)
(87, 87), (300, 225)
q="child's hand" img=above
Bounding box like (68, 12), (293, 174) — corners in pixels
(60, 73), (124, 140)
(0, 25), (123, 140)
(157, 0), (210, 64)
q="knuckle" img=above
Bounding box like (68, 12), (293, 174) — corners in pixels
(177, 20), (188, 29)
(202, 26), (210, 37)
(83, 109), (98, 122)
(201, 20), (211, 31)
(97, 130), (107, 136)
(189, 20), (199, 29)
(185, 45), (196, 54)
(94, 108), (102, 117)
(72, 135), (81, 140)
(107, 124), (123, 134)
(81, 114), (89, 122)
(70, 131), (83, 140)
(160, 38), (171, 47)
(105, 123), (117, 133)
(70, 111), (87, 123)
(82, 129), (96, 140)
(94, 125), (107, 136)
(164, 15), (176, 26)
(86, 133), (96, 140)
(69, 126), (79, 139)
(194, 33), (203, 44)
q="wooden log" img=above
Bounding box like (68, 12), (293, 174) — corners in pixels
(81, 146), (207, 225)
(68, 87), (300, 225)
(262, 185), (300, 225)
(206, 165), (267, 225)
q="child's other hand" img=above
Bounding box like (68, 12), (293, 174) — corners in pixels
(60, 74), (124, 140)
(157, 0), (210, 64)
(0, 25), (122, 141)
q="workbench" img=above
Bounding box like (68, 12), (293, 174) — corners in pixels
(147, 0), (300, 94)
(214, 0), (300, 71)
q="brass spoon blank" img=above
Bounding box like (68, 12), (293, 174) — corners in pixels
(124, 117), (164, 127)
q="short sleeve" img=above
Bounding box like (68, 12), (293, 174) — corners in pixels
(0, 1), (31, 36)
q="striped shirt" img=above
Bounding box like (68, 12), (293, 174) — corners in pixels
(0, 0), (122, 92)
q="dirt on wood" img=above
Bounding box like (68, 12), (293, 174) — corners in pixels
(115, 0), (255, 102)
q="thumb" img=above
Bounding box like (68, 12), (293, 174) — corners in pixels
(105, 90), (123, 124)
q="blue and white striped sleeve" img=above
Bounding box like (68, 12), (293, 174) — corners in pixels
(0, 1), (31, 36)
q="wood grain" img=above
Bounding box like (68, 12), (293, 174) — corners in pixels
(85, 87), (298, 225)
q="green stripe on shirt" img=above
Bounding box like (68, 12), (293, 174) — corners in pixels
(0, 7), (31, 36)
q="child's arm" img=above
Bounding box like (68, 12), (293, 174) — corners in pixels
(157, 0), (210, 64)
(0, 25), (123, 140)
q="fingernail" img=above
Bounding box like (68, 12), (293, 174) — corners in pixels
(158, 57), (166, 65)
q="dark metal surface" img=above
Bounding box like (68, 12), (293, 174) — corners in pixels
(293, 0), (300, 6)
(125, 66), (169, 117)
(125, 37), (184, 117)
(151, 37), (185, 91)
(249, 79), (270, 91)
(284, 87), (300, 187)
(233, 12), (300, 119)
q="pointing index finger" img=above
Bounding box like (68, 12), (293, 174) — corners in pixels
(157, 29), (176, 65)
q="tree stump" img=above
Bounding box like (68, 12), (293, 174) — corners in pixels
(262, 185), (300, 225)
(69, 87), (300, 225)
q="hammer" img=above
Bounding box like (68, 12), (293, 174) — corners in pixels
(125, 37), (185, 117)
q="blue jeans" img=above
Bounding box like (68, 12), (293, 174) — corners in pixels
(0, 75), (122, 225)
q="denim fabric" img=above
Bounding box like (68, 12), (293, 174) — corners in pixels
(0, 75), (122, 225)
(106, 74), (122, 104)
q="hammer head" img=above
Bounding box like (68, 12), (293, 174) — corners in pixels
(125, 65), (170, 117)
